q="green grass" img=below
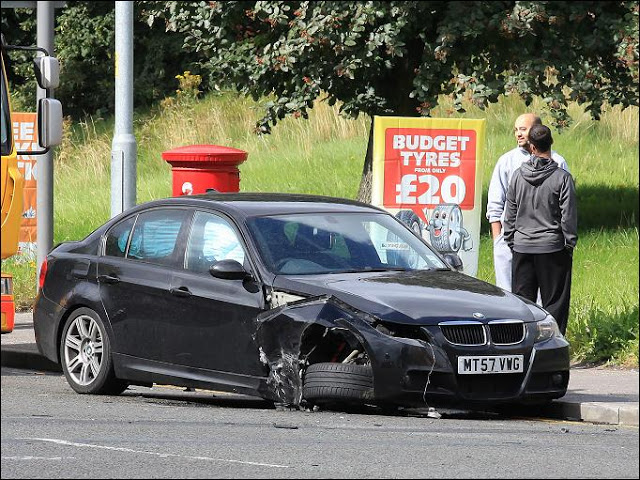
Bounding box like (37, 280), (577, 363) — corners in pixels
(3, 91), (638, 367)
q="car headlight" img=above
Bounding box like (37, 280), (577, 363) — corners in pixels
(534, 315), (562, 343)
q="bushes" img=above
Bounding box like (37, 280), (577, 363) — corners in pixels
(569, 300), (639, 367)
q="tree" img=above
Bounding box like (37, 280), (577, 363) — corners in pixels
(1, 1), (195, 118)
(146, 1), (639, 201)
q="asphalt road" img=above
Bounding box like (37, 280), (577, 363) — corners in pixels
(2, 367), (638, 479)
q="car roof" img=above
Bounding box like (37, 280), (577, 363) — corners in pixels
(133, 192), (388, 218)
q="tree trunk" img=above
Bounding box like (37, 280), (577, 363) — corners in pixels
(356, 120), (375, 203)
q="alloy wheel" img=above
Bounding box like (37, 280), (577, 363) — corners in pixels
(63, 314), (104, 386)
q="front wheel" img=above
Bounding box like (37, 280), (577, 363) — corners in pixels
(303, 362), (374, 405)
(60, 307), (127, 395)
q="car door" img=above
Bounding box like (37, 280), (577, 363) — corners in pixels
(166, 210), (267, 376)
(98, 207), (192, 363)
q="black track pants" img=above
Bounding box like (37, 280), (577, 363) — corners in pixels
(511, 249), (573, 335)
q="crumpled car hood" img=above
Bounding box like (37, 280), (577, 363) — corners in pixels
(275, 270), (540, 325)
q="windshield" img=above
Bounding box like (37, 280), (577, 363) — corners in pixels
(247, 212), (448, 275)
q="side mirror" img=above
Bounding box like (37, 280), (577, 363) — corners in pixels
(33, 56), (60, 89)
(209, 259), (250, 280)
(443, 253), (464, 272)
(37, 98), (63, 148)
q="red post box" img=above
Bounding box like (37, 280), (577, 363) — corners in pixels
(162, 145), (248, 196)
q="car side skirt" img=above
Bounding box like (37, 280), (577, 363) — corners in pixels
(112, 353), (272, 400)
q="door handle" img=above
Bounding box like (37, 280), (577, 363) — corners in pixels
(170, 286), (192, 298)
(98, 274), (120, 284)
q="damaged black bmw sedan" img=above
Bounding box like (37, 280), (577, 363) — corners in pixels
(34, 193), (569, 409)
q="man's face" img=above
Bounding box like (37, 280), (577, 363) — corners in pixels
(514, 115), (536, 150)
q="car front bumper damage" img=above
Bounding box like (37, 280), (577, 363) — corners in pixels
(254, 295), (569, 408)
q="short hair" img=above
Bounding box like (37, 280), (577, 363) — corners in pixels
(528, 124), (553, 152)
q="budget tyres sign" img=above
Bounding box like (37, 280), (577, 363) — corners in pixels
(371, 116), (486, 276)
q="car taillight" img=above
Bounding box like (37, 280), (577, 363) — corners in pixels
(38, 258), (48, 290)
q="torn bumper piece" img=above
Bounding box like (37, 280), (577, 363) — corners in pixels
(254, 295), (438, 407)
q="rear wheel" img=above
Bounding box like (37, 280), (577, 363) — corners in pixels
(303, 362), (374, 405)
(60, 307), (127, 395)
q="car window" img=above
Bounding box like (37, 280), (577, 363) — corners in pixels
(185, 211), (246, 273)
(104, 216), (136, 258)
(127, 209), (190, 266)
(247, 212), (447, 275)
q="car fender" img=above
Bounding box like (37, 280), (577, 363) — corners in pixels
(52, 281), (113, 363)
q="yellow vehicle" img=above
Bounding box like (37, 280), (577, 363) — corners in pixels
(1, 36), (62, 333)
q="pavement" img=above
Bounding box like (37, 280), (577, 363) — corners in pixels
(2, 312), (638, 426)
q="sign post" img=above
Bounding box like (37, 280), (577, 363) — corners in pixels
(371, 116), (486, 276)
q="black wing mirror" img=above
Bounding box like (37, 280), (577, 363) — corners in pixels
(209, 259), (250, 280)
(443, 253), (464, 271)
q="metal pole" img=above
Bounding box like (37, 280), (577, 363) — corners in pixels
(111, 1), (136, 217)
(36, 1), (54, 282)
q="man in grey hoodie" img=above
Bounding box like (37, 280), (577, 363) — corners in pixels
(503, 124), (577, 335)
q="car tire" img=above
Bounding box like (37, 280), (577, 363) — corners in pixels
(303, 362), (374, 404)
(60, 307), (127, 395)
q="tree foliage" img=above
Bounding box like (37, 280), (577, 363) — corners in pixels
(148, 1), (639, 132)
(146, 1), (638, 200)
(1, 1), (195, 118)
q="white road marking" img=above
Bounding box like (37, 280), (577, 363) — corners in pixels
(2, 456), (76, 461)
(23, 438), (289, 468)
